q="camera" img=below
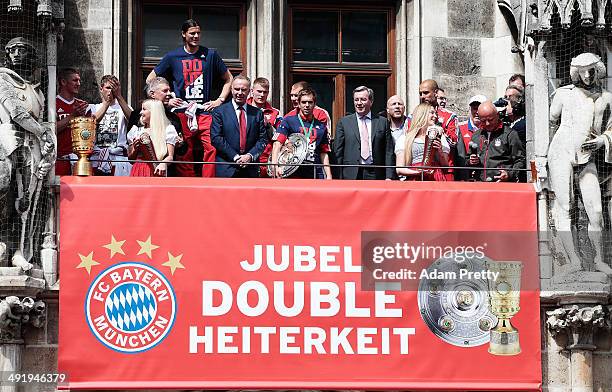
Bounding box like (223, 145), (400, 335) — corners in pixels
(493, 97), (511, 124)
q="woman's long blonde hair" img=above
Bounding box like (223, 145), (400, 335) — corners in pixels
(142, 99), (170, 161)
(403, 103), (433, 165)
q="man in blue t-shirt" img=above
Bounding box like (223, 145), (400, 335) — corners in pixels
(271, 88), (333, 180)
(146, 19), (233, 112)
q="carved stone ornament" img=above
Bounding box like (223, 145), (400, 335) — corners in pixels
(546, 305), (611, 350)
(0, 296), (45, 342)
(7, 0), (22, 13)
(36, 0), (52, 18)
(533, 0), (612, 33)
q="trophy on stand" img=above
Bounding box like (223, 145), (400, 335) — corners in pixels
(486, 260), (523, 355)
(69, 116), (97, 176)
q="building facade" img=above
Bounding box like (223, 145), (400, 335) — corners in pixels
(2, 0), (612, 391)
(58, 0), (523, 123)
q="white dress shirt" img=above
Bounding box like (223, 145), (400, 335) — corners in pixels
(232, 99), (247, 126)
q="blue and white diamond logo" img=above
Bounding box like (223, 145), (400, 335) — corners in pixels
(85, 262), (177, 353)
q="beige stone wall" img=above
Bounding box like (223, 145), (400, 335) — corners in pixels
(59, 0), (128, 103)
(408, 0), (523, 115)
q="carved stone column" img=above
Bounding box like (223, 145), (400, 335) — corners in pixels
(0, 296), (46, 392)
(546, 305), (611, 392)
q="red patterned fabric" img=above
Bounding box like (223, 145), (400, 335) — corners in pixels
(175, 112), (216, 177)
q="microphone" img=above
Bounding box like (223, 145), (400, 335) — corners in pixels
(468, 141), (479, 155)
(468, 141), (480, 181)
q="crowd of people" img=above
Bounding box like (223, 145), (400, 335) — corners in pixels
(55, 18), (527, 182)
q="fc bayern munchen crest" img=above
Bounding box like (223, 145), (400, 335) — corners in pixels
(85, 262), (177, 353)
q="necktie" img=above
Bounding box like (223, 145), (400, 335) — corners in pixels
(239, 106), (246, 153)
(359, 116), (371, 160)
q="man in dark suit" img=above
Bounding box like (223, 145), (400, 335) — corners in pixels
(334, 86), (394, 180)
(211, 75), (268, 177)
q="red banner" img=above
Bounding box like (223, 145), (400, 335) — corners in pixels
(58, 177), (541, 390)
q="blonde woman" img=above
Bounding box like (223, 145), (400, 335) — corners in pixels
(395, 103), (450, 181)
(127, 99), (178, 176)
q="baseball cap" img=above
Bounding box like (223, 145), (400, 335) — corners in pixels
(468, 95), (487, 105)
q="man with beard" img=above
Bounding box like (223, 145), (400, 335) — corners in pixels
(0, 37), (55, 270)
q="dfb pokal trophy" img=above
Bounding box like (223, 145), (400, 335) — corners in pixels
(486, 260), (523, 355)
(69, 116), (96, 176)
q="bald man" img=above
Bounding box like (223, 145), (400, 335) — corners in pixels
(418, 80), (457, 140)
(468, 101), (525, 182)
(386, 95), (407, 143)
(416, 79), (459, 179)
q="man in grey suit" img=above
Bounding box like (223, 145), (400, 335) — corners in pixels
(333, 86), (394, 180)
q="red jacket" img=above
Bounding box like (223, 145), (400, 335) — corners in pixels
(458, 118), (477, 154)
(247, 98), (282, 177)
(247, 98), (281, 128)
(56, 95), (89, 175)
(436, 107), (458, 144)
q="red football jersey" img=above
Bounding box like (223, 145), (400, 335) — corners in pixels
(246, 98), (281, 128)
(436, 107), (458, 144)
(56, 95), (89, 155)
(56, 95), (89, 175)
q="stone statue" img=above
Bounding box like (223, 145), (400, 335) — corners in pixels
(0, 296), (23, 336)
(547, 52), (612, 275)
(0, 37), (56, 271)
(0, 296), (46, 341)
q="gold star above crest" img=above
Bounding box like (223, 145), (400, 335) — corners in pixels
(102, 235), (126, 258)
(77, 251), (100, 275)
(136, 235), (159, 259)
(162, 252), (185, 275)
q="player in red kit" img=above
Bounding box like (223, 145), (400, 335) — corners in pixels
(56, 68), (90, 175)
(246, 77), (281, 177)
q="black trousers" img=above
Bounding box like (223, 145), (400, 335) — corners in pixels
(357, 166), (378, 180)
(232, 167), (253, 178)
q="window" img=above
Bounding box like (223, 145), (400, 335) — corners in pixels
(289, 5), (395, 132)
(135, 1), (246, 103)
